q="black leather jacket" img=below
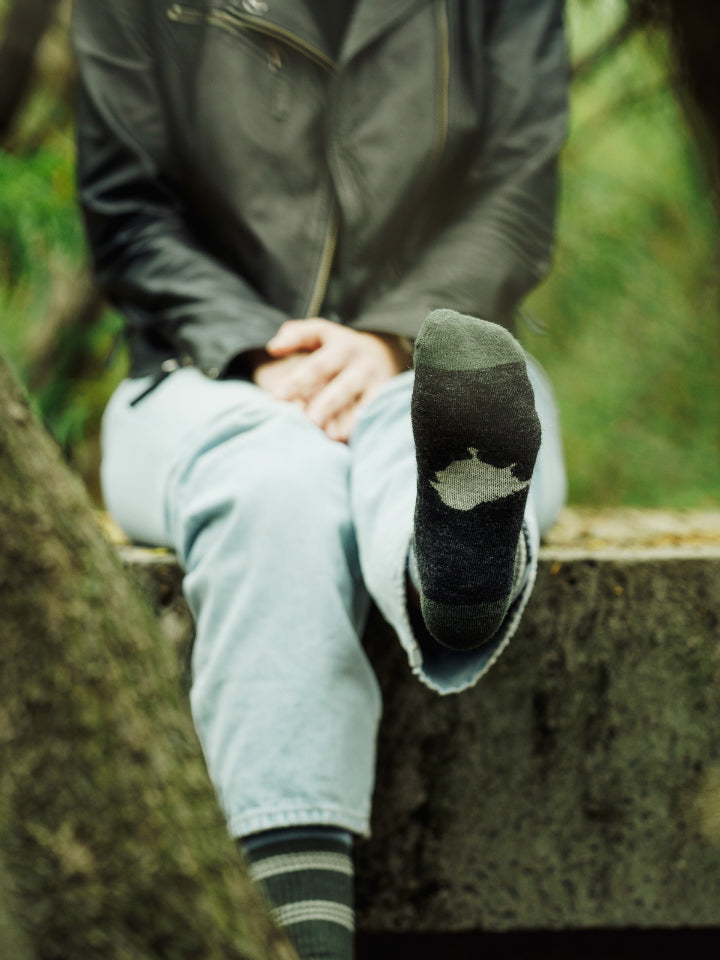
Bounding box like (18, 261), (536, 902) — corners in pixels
(72, 0), (568, 379)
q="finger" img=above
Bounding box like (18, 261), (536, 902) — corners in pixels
(277, 347), (346, 403)
(325, 406), (358, 444)
(305, 365), (366, 428)
(252, 352), (311, 397)
(266, 319), (329, 356)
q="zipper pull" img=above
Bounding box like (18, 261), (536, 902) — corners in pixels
(242, 0), (270, 14)
(267, 43), (288, 120)
(267, 44), (282, 73)
(129, 358), (180, 407)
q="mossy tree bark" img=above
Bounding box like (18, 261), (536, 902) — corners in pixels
(0, 356), (297, 959)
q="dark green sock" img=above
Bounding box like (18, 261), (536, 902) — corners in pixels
(242, 828), (354, 960)
(411, 309), (541, 650)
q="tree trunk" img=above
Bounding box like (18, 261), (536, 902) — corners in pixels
(0, 356), (297, 959)
(664, 1), (720, 135)
(627, 0), (720, 206)
(26, 271), (104, 395)
(664, 0), (720, 199)
(0, 0), (62, 141)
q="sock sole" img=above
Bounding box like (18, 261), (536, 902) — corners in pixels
(411, 309), (541, 649)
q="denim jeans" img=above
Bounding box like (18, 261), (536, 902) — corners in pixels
(101, 358), (565, 837)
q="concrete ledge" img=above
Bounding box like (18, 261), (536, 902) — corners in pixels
(118, 509), (720, 932)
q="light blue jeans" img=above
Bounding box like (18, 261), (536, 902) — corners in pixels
(101, 359), (565, 838)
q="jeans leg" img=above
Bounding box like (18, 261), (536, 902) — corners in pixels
(101, 370), (380, 837)
(525, 353), (568, 538)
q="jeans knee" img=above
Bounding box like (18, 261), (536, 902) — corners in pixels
(168, 422), (353, 570)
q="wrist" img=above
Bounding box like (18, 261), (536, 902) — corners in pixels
(371, 332), (414, 370)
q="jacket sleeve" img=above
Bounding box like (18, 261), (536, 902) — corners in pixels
(71, 0), (288, 377)
(353, 0), (569, 338)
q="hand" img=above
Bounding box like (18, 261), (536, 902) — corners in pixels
(250, 350), (313, 399)
(258, 319), (411, 442)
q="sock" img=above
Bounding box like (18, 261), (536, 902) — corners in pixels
(241, 827), (355, 960)
(411, 308), (541, 650)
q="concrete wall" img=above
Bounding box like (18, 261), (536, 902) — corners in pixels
(121, 510), (720, 932)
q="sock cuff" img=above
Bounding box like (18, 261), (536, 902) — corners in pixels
(242, 826), (353, 856)
(240, 826), (356, 954)
(247, 848), (354, 883)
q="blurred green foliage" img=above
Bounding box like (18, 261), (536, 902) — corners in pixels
(525, 0), (720, 506)
(0, 98), (126, 495)
(0, 0), (718, 506)
(0, 137), (82, 352)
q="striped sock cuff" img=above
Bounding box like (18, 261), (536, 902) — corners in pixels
(273, 898), (355, 932)
(242, 828), (355, 960)
(248, 849), (354, 884)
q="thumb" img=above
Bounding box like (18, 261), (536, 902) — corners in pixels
(266, 319), (326, 356)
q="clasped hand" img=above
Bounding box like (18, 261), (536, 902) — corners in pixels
(251, 319), (412, 442)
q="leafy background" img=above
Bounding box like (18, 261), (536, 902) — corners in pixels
(0, 0), (718, 507)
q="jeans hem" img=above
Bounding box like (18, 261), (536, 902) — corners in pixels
(227, 805), (372, 840)
(406, 520), (537, 695)
(365, 503), (538, 697)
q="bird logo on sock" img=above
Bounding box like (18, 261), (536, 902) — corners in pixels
(430, 447), (530, 510)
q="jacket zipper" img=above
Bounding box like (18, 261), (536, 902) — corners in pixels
(305, 202), (339, 318)
(166, 4), (334, 72)
(129, 357), (187, 406)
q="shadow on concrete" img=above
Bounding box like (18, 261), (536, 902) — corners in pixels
(357, 929), (720, 959)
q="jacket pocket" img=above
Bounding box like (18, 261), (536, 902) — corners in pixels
(167, 4), (271, 64)
(166, 3), (333, 70)
(166, 4), (290, 119)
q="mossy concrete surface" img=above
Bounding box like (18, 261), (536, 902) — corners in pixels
(120, 509), (720, 932)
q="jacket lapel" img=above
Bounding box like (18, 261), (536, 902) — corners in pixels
(340, 0), (426, 64)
